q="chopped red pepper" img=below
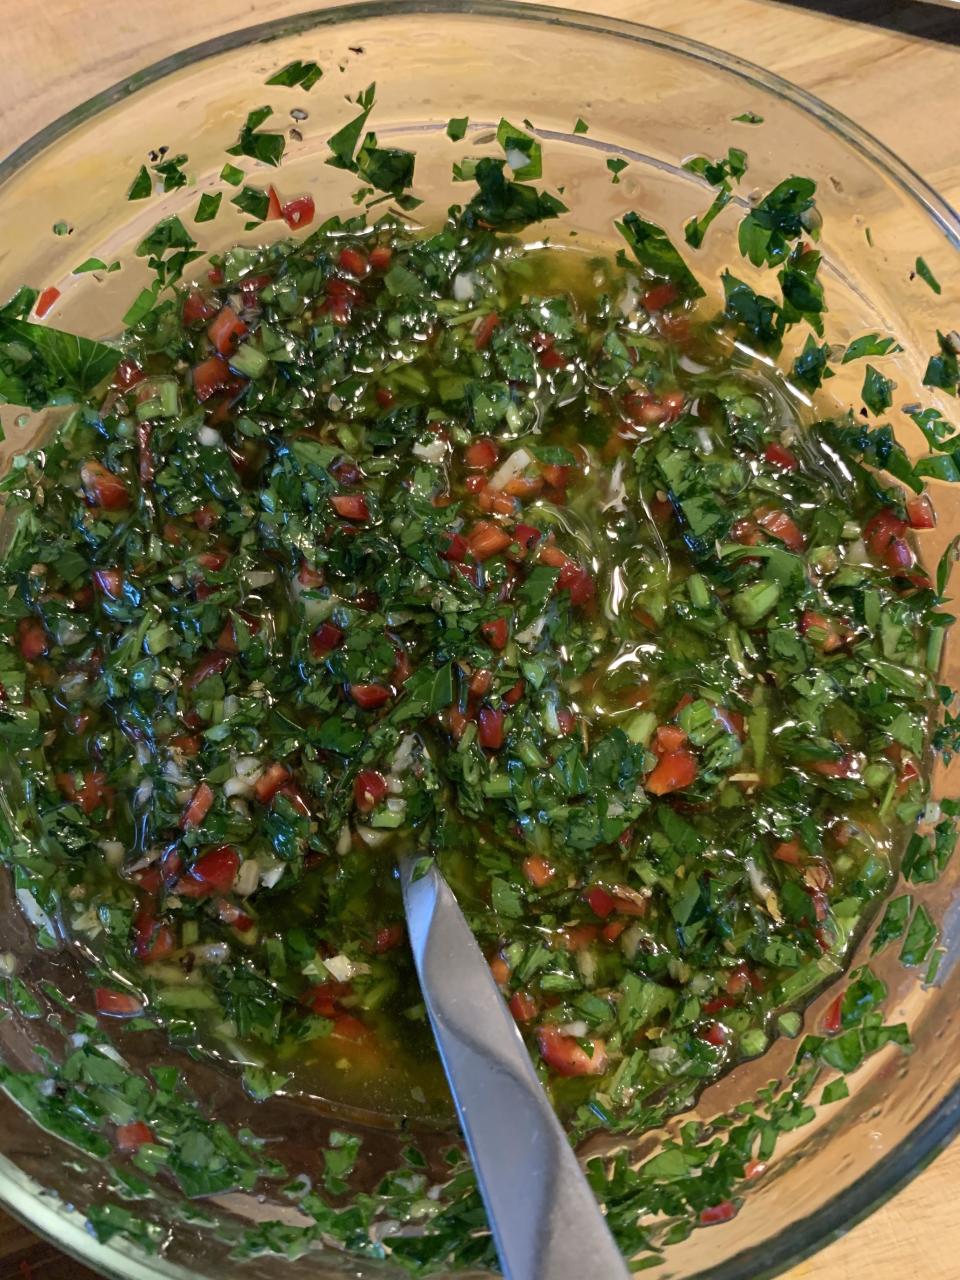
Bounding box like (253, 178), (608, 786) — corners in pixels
(354, 769), (388, 813)
(477, 706), (505, 749)
(181, 781), (214, 828)
(35, 286), (61, 318)
(537, 1026), (607, 1076)
(481, 617), (509, 649)
(95, 988), (143, 1018)
(331, 493), (370, 521)
(350, 683), (392, 709)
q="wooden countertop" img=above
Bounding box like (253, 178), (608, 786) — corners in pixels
(1, 2), (958, 1277)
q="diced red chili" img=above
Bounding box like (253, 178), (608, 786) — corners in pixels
(556, 707), (576, 736)
(822, 992), (844, 1035)
(509, 992), (539, 1023)
(481, 617), (509, 650)
(373, 923), (405, 952)
(265, 185), (284, 221)
(512, 523), (541, 553)
(474, 312), (501, 350)
(503, 679), (525, 707)
(331, 493), (370, 521)
(655, 724), (687, 754)
(755, 506), (805, 553)
(185, 650), (231, 690)
(350, 683), (392, 709)
(93, 568), (124, 599)
(95, 988), (143, 1018)
(338, 247), (369, 277)
(354, 769), (388, 813)
(17, 617), (48, 662)
(368, 245), (393, 271)
(192, 355), (236, 403)
(375, 386), (395, 409)
(181, 781), (214, 828)
(642, 282), (679, 312)
(81, 460), (130, 510)
(763, 442), (799, 471)
(477, 706), (505, 749)
(584, 885), (616, 918)
(116, 1121), (154, 1151)
(35, 286), (61, 319)
(699, 1201), (737, 1226)
(646, 748), (698, 795)
(253, 763), (291, 805)
(773, 840), (805, 865)
(183, 290), (217, 325)
(115, 358), (146, 389)
(442, 532), (469, 562)
(884, 537), (915, 573)
(700, 1021), (729, 1047)
(310, 622), (344, 657)
(191, 844), (240, 894)
(522, 855), (556, 888)
(537, 1026), (608, 1076)
(906, 494), (936, 530)
(468, 520), (513, 561)
(208, 306), (248, 358)
(863, 509), (907, 558)
(283, 194), (315, 229)
(465, 437), (499, 470)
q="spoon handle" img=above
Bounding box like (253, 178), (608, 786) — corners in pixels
(400, 857), (629, 1280)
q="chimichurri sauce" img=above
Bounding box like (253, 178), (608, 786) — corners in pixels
(0, 216), (936, 1133)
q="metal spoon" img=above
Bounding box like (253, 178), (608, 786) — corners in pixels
(400, 856), (629, 1280)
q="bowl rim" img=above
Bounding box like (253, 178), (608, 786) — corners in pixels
(1, 4), (960, 1279)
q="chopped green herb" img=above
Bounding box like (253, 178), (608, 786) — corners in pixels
(915, 256), (942, 294)
(266, 60), (324, 90)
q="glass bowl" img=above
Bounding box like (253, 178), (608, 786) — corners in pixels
(1, 4), (959, 1278)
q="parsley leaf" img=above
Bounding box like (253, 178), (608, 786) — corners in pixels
(573, 117), (589, 134)
(915, 256), (942, 295)
(0, 317), (120, 408)
(823, 413), (922, 493)
(923, 331), (959, 395)
(446, 116), (468, 141)
(682, 149), (747, 249)
(790, 335), (834, 391)
(135, 216), (202, 287)
(910, 406), (959, 452)
(355, 133), (416, 197)
(231, 186), (271, 223)
(266, 60), (323, 90)
(153, 152), (189, 192)
(220, 163), (244, 186)
(899, 904), (937, 967)
(227, 106), (286, 168)
(732, 110), (764, 124)
(778, 248), (825, 334)
(497, 119), (542, 180)
(127, 165), (152, 200)
(738, 176), (818, 267)
(326, 84), (376, 172)
(842, 333), (903, 363)
(721, 271), (782, 350)
(73, 258), (120, 275)
(194, 192), (223, 224)
(606, 157), (628, 184)
(462, 157), (567, 230)
(617, 212), (705, 301)
(862, 364), (895, 415)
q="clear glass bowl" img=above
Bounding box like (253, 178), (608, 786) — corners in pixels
(1, 4), (959, 1278)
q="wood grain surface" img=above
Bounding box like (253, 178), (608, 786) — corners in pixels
(1, 2), (958, 1278)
